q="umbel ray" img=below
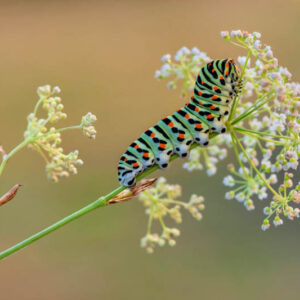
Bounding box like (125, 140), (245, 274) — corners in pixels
(118, 59), (242, 187)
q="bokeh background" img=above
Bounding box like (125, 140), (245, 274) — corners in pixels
(0, 0), (299, 299)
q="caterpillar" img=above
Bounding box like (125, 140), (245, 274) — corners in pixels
(118, 59), (242, 187)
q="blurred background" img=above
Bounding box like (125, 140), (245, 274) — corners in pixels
(0, 0), (299, 299)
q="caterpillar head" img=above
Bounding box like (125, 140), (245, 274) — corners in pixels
(227, 59), (243, 93)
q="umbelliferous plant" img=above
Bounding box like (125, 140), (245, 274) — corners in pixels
(0, 30), (299, 258)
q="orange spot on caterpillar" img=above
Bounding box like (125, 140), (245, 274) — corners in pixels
(124, 157), (128, 162)
(168, 122), (174, 127)
(159, 144), (166, 149)
(211, 95), (218, 100)
(206, 114), (214, 120)
(185, 114), (189, 119)
(143, 153), (149, 158)
(198, 91), (203, 96)
(210, 105), (216, 109)
(195, 107), (200, 112)
(225, 71), (229, 76)
(219, 76), (224, 80)
(213, 86), (219, 90)
(191, 96), (195, 100)
(212, 68), (215, 72)
(132, 162), (139, 167)
(201, 81), (205, 84)
(178, 133), (185, 139)
(196, 123), (202, 129)
(150, 132), (155, 138)
(134, 144), (139, 149)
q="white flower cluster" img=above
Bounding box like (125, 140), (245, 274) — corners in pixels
(81, 112), (97, 139)
(183, 134), (230, 176)
(155, 46), (211, 96)
(24, 85), (97, 182)
(139, 177), (205, 253)
(157, 30), (299, 234)
(220, 30), (300, 229)
(223, 164), (276, 211)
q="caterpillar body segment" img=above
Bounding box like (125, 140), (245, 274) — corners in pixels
(118, 59), (241, 187)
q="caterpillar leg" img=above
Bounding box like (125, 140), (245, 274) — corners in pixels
(118, 153), (144, 187)
(118, 166), (136, 187)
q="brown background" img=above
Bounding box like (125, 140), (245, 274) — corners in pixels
(0, 0), (299, 299)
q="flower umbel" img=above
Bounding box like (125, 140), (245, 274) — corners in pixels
(139, 177), (205, 253)
(23, 85), (97, 182)
(156, 30), (300, 233)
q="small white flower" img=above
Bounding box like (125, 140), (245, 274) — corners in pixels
(252, 32), (261, 39)
(279, 67), (292, 79)
(160, 63), (171, 76)
(225, 191), (235, 200)
(237, 56), (251, 67)
(254, 40), (261, 50)
(223, 175), (235, 187)
(258, 187), (268, 200)
(236, 192), (246, 202)
(206, 164), (216, 176)
(261, 223), (270, 231)
(161, 54), (171, 62)
(231, 30), (242, 38)
(273, 216), (283, 226)
(221, 31), (230, 38)
(191, 47), (200, 55)
(263, 207), (272, 215)
(154, 70), (162, 79)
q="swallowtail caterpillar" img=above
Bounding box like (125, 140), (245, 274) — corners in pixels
(118, 59), (242, 187)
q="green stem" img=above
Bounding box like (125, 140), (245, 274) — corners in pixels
(0, 125), (81, 177)
(0, 132), (219, 260)
(234, 126), (293, 140)
(229, 130), (249, 179)
(31, 125), (81, 142)
(0, 139), (32, 176)
(32, 96), (44, 117)
(231, 91), (275, 125)
(231, 129), (283, 201)
(0, 187), (124, 260)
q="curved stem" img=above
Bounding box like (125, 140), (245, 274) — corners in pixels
(0, 186), (124, 260)
(0, 139), (32, 176)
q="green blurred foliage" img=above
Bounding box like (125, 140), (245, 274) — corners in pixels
(0, 0), (299, 299)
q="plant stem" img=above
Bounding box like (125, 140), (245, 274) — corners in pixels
(231, 90), (275, 125)
(0, 125), (81, 177)
(0, 186), (123, 260)
(0, 139), (32, 176)
(231, 129), (283, 201)
(0, 133), (219, 260)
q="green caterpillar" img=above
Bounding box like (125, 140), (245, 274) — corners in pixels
(118, 59), (241, 187)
